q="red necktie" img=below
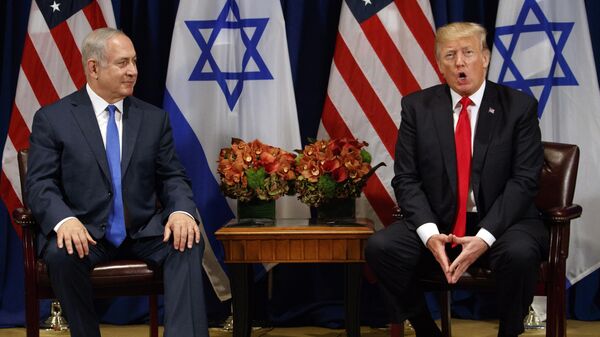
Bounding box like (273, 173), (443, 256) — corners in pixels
(452, 96), (472, 240)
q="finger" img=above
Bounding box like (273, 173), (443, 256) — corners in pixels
(64, 235), (74, 255)
(57, 231), (64, 249)
(81, 231), (90, 256)
(172, 224), (181, 250)
(187, 225), (195, 249)
(86, 232), (97, 245)
(194, 225), (201, 244)
(73, 235), (85, 258)
(163, 225), (172, 242)
(178, 223), (186, 251)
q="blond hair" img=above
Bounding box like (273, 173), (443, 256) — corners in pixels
(435, 22), (488, 59)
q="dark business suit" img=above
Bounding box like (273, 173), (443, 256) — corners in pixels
(365, 81), (548, 336)
(26, 88), (207, 337)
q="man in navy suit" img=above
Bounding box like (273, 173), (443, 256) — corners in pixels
(365, 22), (548, 337)
(26, 28), (208, 337)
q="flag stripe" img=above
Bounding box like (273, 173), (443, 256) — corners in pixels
(51, 21), (86, 88)
(83, 1), (108, 30)
(361, 15), (421, 96)
(333, 33), (397, 156)
(394, 0), (442, 81)
(21, 35), (60, 106)
(0, 171), (23, 236)
(7, 106), (30, 152)
(377, 3), (439, 89)
(322, 96), (396, 226)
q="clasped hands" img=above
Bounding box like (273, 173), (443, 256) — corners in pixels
(426, 233), (489, 284)
(57, 213), (200, 258)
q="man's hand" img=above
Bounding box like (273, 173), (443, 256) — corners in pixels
(426, 234), (453, 281)
(56, 218), (96, 258)
(447, 235), (489, 283)
(163, 213), (200, 252)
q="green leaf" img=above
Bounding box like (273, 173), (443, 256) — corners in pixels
(317, 174), (336, 199)
(246, 167), (266, 190)
(360, 149), (372, 163)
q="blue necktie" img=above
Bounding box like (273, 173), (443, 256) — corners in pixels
(105, 104), (126, 247)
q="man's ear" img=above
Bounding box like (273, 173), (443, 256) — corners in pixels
(87, 59), (99, 79)
(482, 49), (491, 69)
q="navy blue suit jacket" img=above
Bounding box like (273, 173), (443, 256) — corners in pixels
(26, 88), (197, 252)
(393, 81), (546, 239)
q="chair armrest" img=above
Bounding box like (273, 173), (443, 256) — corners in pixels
(541, 204), (582, 224)
(12, 207), (37, 229)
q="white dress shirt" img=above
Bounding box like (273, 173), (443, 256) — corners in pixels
(415, 81), (496, 247)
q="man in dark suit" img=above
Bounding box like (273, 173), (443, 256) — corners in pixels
(26, 28), (208, 337)
(365, 22), (548, 337)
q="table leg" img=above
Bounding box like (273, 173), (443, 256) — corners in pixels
(345, 263), (362, 337)
(229, 263), (253, 337)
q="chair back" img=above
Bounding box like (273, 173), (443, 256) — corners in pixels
(535, 142), (580, 212)
(18, 149), (29, 208)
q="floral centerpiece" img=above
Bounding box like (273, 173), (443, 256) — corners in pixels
(217, 138), (297, 203)
(294, 138), (385, 214)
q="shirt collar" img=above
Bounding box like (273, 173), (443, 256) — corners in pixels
(86, 84), (124, 117)
(449, 80), (487, 109)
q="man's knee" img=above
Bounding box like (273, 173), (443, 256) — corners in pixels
(495, 244), (541, 274)
(42, 241), (89, 275)
(365, 230), (392, 264)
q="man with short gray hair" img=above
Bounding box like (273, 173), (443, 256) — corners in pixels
(26, 27), (208, 337)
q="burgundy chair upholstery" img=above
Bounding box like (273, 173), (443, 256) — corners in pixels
(12, 149), (164, 337)
(393, 141), (582, 337)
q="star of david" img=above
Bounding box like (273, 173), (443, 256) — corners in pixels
(185, 0), (273, 111)
(493, 0), (578, 117)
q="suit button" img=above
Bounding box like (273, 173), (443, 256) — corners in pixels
(108, 192), (112, 198)
(100, 224), (106, 230)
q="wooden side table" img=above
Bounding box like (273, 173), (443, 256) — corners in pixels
(215, 218), (374, 337)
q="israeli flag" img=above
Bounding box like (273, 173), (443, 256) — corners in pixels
(164, 0), (306, 299)
(489, 0), (600, 286)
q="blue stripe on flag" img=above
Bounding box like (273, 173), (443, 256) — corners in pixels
(163, 89), (234, 261)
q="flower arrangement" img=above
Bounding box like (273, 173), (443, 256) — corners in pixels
(294, 138), (385, 207)
(217, 139), (297, 202)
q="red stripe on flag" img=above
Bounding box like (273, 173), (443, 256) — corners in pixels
(83, 1), (108, 30)
(21, 35), (60, 106)
(361, 15), (421, 96)
(51, 22), (86, 89)
(333, 34), (397, 156)
(0, 172), (24, 238)
(322, 96), (396, 226)
(8, 105), (31, 152)
(394, 0), (444, 82)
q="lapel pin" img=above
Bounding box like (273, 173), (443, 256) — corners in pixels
(488, 107), (495, 114)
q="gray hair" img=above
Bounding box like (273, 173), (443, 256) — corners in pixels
(81, 27), (124, 75)
(435, 22), (488, 60)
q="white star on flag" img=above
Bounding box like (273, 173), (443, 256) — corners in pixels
(50, 1), (61, 12)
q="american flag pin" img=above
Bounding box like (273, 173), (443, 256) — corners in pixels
(488, 107), (495, 114)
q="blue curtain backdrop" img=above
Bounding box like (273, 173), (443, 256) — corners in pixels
(1, 0), (600, 327)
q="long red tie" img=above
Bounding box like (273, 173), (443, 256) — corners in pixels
(452, 96), (472, 240)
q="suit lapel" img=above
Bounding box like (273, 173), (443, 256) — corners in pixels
(121, 97), (143, 177)
(70, 89), (111, 180)
(432, 86), (458, 197)
(471, 81), (499, 201)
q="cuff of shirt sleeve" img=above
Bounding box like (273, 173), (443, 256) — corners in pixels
(476, 228), (496, 247)
(54, 216), (77, 233)
(416, 222), (439, 246)
(170, 211), (195, 222)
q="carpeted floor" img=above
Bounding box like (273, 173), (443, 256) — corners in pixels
(0, 320), (599, 337)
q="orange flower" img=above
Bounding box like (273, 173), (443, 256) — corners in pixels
(217, 139), (297, 202)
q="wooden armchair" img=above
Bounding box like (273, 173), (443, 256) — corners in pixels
(12, 149), (164, 337)
(393, 141), (582, 337)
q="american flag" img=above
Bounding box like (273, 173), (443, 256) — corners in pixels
(0, 0), (116, 236)
(319, 0), (442, 228)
